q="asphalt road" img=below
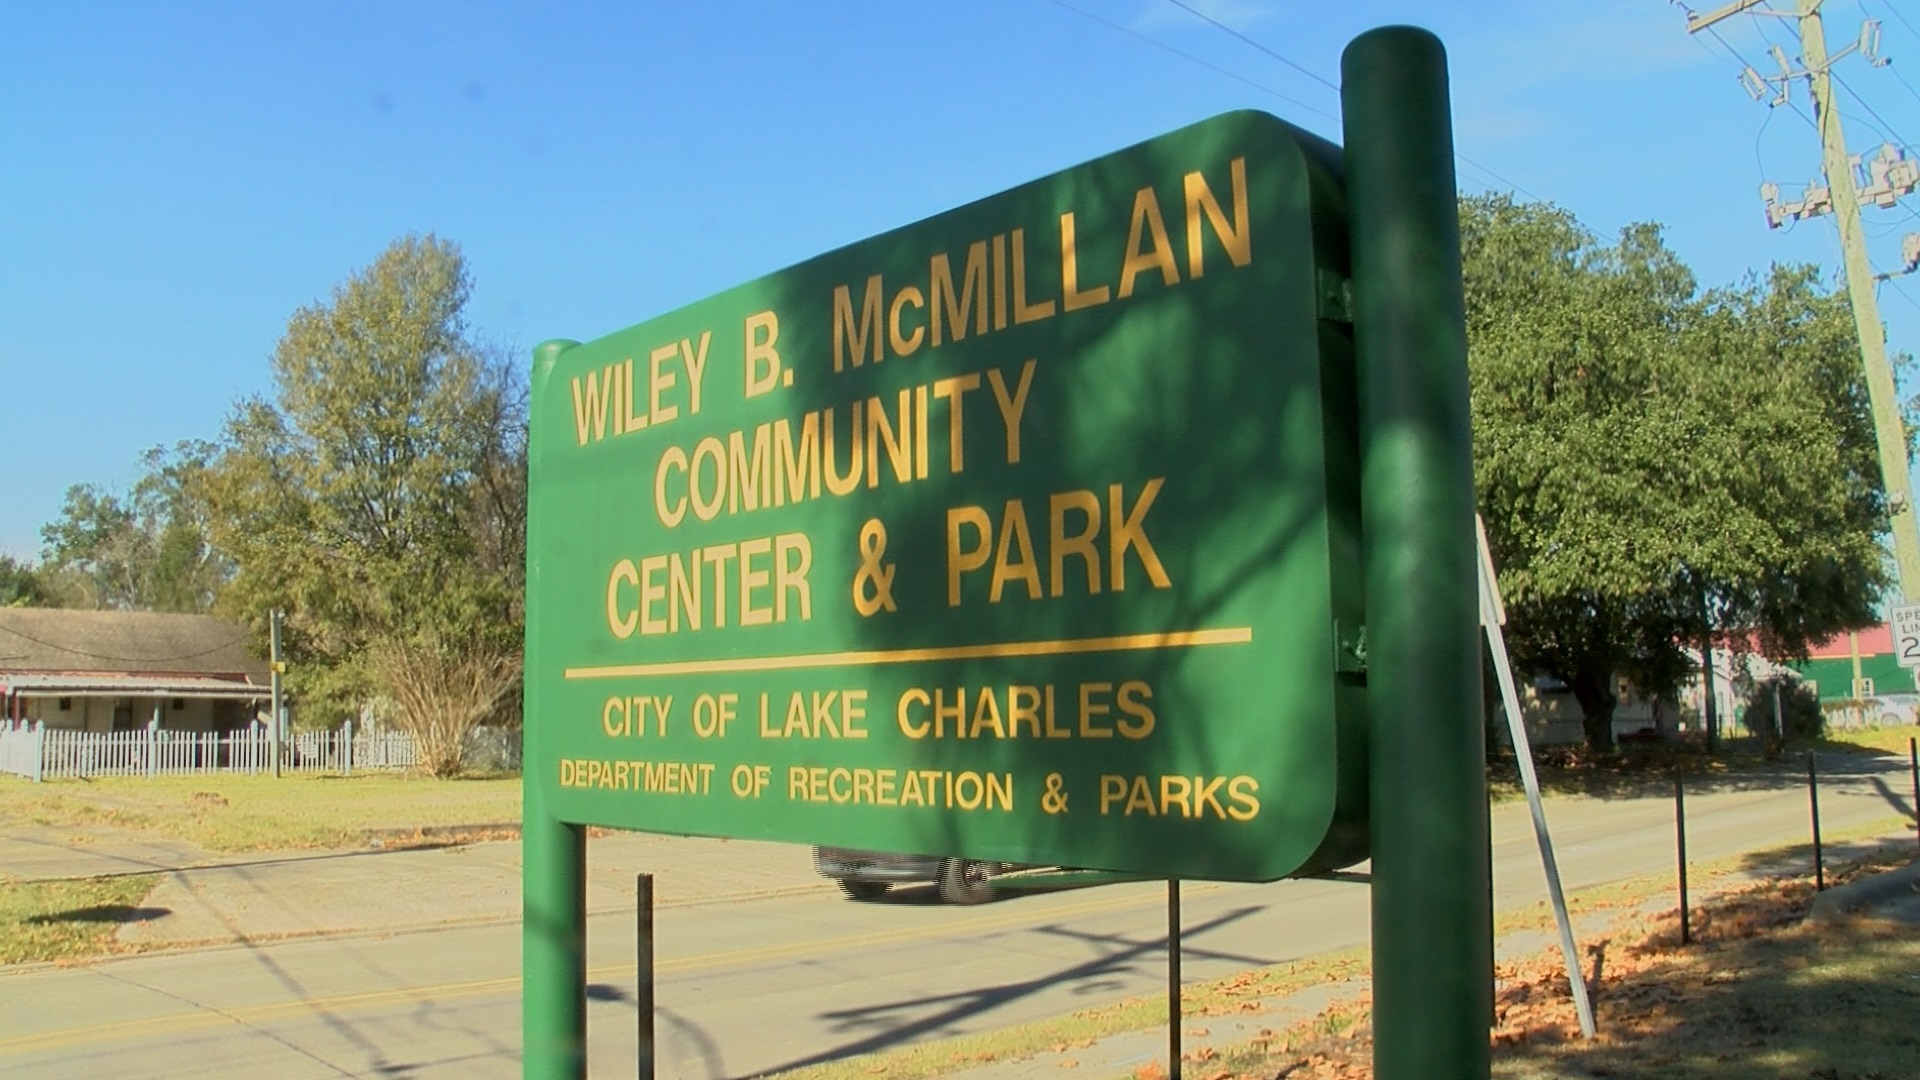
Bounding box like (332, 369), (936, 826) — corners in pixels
(1, 754), (1913, 1080)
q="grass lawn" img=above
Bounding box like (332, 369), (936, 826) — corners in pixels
(0, 875), (162, 965)
(1814, 722), (1920, 758)
(0, 772), (521, 852)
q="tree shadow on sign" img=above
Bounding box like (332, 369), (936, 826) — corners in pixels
(720, 108), (1364, 888)
(760, 904), (1265, 1074)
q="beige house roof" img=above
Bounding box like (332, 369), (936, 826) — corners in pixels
(0, 608), (268, 682)
(0, 672), (271, 699)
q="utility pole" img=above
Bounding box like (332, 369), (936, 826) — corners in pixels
(1689, 0), (1920, 602)
(269, 608), (283, 779)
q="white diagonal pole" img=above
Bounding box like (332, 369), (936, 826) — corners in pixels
(1477, 517), (1596, 1039)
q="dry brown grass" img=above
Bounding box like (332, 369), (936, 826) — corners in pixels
(1169, 843), (1920, 1080)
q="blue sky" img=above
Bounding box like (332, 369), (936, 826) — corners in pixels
(6, 0), (1920, 561)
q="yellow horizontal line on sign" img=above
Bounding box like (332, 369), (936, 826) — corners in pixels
(562, 626), (1254, 681)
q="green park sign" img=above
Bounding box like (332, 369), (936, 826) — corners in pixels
(524, 110), (1369, 883)
(527, 28), (1490, 1080)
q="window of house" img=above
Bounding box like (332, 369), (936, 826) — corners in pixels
(58, 697), (71, 711)
(171, 698), (186, 711)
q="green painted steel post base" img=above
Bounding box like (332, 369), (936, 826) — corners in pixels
(1343, 26), (1492, 1080)
(523, 808), (585, 1079)
(525, 339), (588, 1080)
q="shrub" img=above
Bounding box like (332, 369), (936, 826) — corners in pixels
(1740, 676), (1822, 755)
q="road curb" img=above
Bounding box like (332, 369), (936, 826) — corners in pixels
(363, 822), (521, 847)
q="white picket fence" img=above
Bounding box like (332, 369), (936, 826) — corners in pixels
(0, 723), (417, 781)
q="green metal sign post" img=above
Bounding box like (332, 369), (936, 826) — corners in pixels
(1344, 28), (1491, 1080)
(524, 26), (1486, 1080)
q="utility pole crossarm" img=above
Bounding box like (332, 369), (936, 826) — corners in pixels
(1686, 0), (1781, 34)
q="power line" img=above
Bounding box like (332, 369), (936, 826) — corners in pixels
(1863, 0), (1920, 42)
(1885, 60), (1920, 108)
(1756, 102), (1778, 181)
(1158, 0), (1341, 91)
(1146, 0), (1585, 222)
(1043, 0), (1336, 121)
(1833, 67), (1918, 151)
(1049, 0), (1604, 234)
(1883, 272), (1920, 316)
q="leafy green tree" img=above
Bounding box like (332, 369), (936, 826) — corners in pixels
(202, 234), (525, 765)
(1463, 194), (1884, 752)
(37, 442), (229, 612)
(0, 554), (49, 607)
(1683, 267), (1886, 663)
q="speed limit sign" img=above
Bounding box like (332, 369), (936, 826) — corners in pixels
(1893, 604), (1920, 669)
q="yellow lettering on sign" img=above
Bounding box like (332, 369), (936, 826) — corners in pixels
(1011, 227), (1056, 325)
(604, 533), (814, 639)
(930, 240), (989, 347)
(949, 481), (1171, 606)
(931, 373), (980, 475)
(896, 682), (1136, 740)
(1184, 156), (1251, 278)
(1059, 211), (1110, 313)
(784, 766), (1012, 810)
(744, 310), (781, 397)
(557, 758), (713, 794)
(889, 285), (926, 357)
(727, 425), (771, 513)
(648, 343), (680, 425)
(866, 389), (912, 488)
(1096, 774), (1260, 819)
(1118, 184), (1179, 298)
(833, 274), (884, 372)
(570, 364), (617, 445)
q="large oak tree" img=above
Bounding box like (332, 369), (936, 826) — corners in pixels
(1463, 194), (1885, 752)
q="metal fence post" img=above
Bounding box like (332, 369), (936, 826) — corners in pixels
(1675, 769), (1690, 946)
(1168, 878), (1183, 1079)
(1909, 737), (1918, 852)
(343, 719), (354, 775)
(637, 872), (655, 1080)
(1808, 752), (1825, 891)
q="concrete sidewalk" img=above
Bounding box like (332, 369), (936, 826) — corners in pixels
(0, 823), (830, 949)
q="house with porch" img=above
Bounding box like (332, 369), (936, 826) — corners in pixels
(0, 607), (273, 734)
